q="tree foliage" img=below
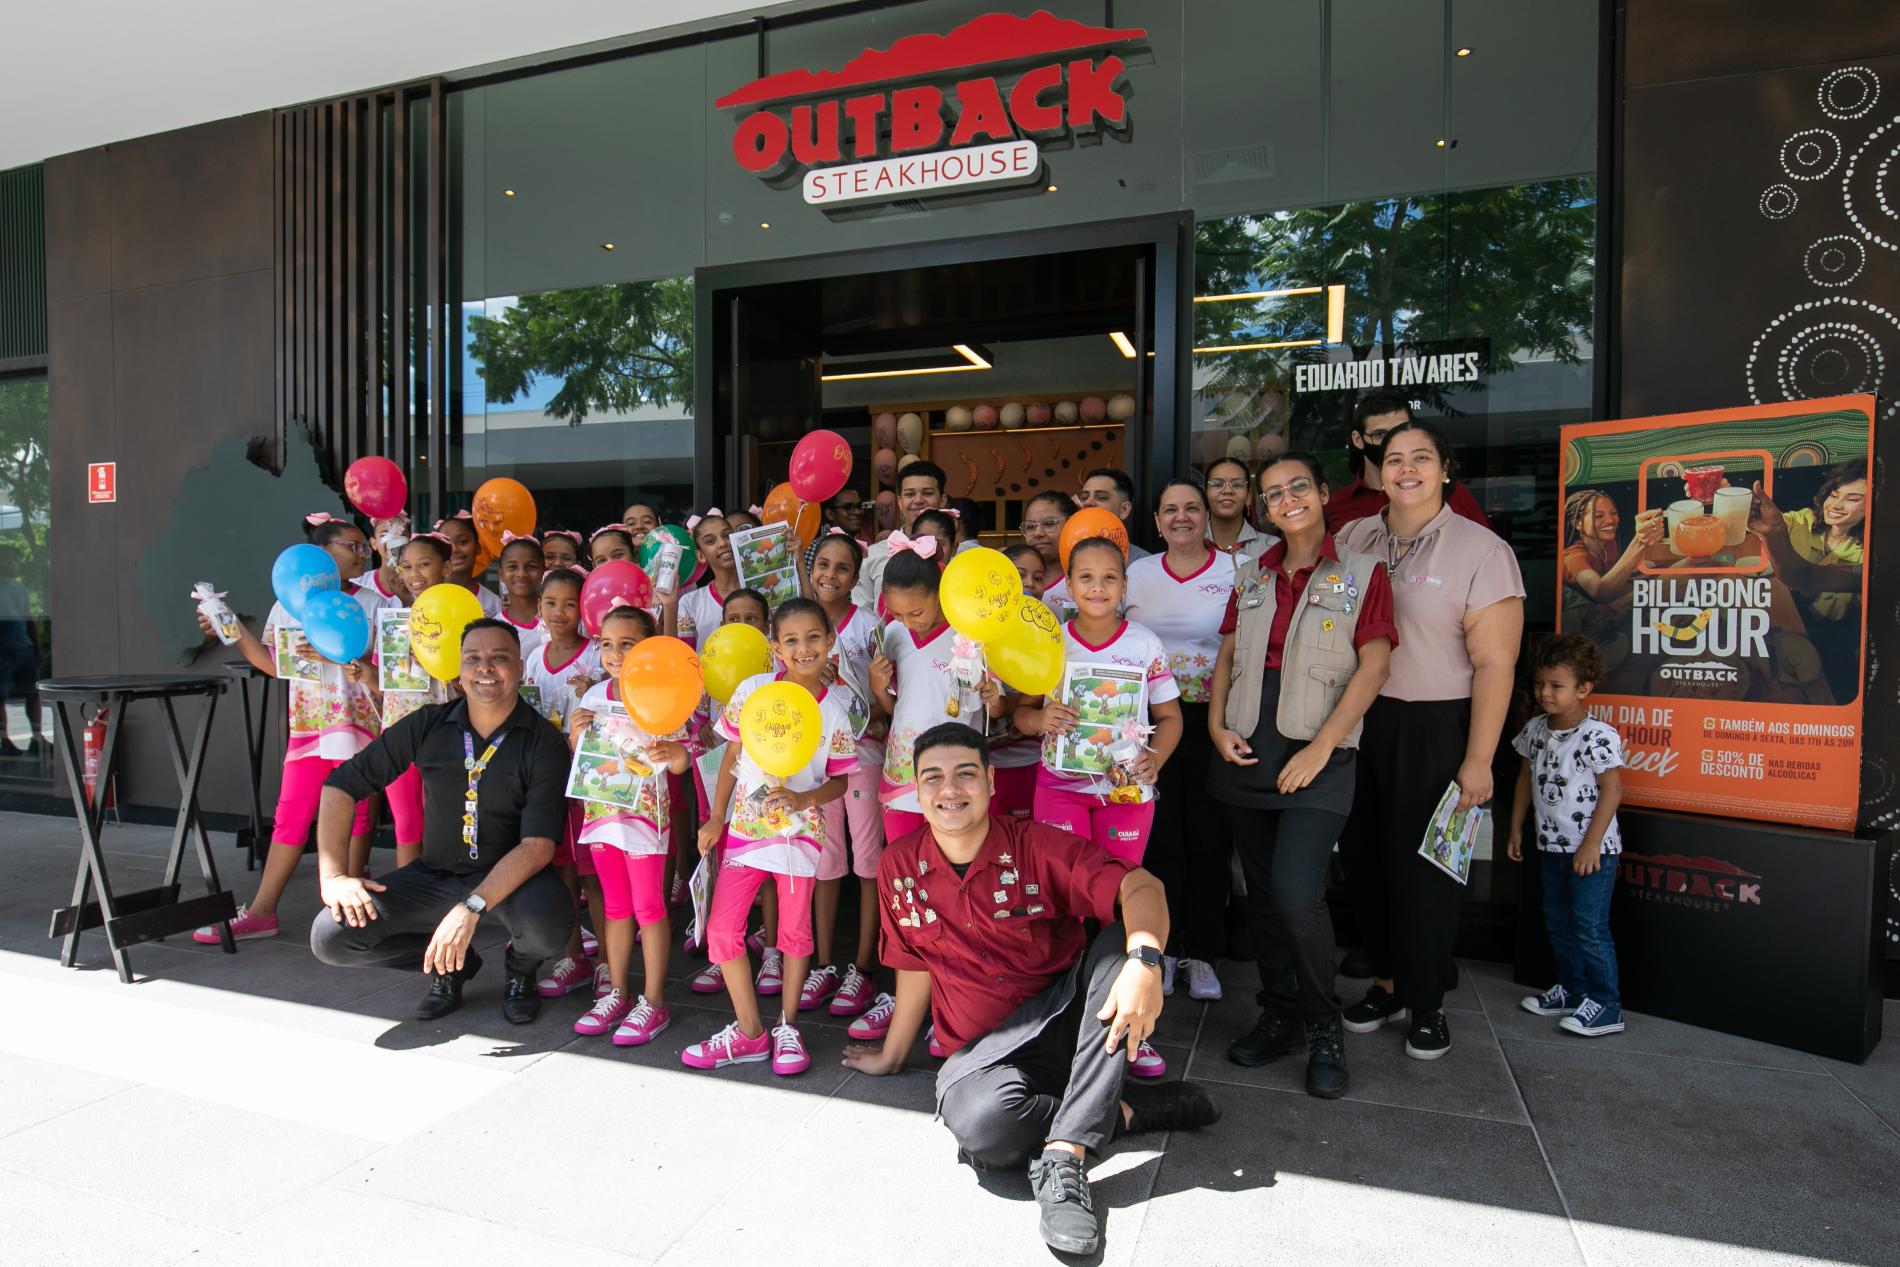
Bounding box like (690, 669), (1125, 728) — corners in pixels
(466, 278), (695, 425)
(0, 376), (50, 589)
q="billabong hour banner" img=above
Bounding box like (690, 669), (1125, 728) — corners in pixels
(1557, 394), (1873, 831)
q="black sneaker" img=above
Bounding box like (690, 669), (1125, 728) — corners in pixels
(414, 949), (482, 1021)
(501, 972), (541, 1025)
(1305, 1020), (1349, 1099)
(1227, 1008), (1305, 1066)
(1122, 1079), (1221, 1136)
(1405, 1010), (1451, 1060)
(1341, 984), (1408, 1033)
(1028, 1150), (1100, 1255)
(1339, 947), (1373, 979)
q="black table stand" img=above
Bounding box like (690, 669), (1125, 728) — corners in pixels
(224, 662), (279, 872)
(41, 674), (238, 981)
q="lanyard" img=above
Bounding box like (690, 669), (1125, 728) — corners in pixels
(462, 730), (508, 861)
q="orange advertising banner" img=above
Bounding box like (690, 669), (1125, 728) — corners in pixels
(1557, 395), (1873, 832)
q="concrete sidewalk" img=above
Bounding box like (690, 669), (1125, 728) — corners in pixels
(2, 813), (1894, 1266)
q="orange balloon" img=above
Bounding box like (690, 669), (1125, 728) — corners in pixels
(472, 478), (536, 556)
(762, 481), (821, 548)
(1058, 507), (1130, 574)
(619, 635), (704, 735)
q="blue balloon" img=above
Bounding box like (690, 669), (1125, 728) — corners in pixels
(302, 590), (371, 664)
(271, 544), (340, 619)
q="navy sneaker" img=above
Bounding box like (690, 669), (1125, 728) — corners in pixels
(1519, 984), (1576, 1017)
(1559, 997), (1625, 1037)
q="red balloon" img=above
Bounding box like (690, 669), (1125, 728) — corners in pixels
(344, 456), (406, 519)
(789, 429), (854, 503)
(580, 561), (653, 636)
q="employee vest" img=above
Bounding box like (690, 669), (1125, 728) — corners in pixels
(1224, 547), (1380, 745)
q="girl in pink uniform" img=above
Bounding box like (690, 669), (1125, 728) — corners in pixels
(672, 511), (741, 650)
(988, 544), (1050, 820)
(1014, 536), (1184, 864)
(373, 533), (457, 869)
(434, 513), (503, 617)
(684, 599), (859, 1076)
(870, 539), (1002, 842)
(800, 530), (884, 1017)
(539, 529), (585, 574)
(567, 606), (689, 1045)
(588, 525), (635, 568)
(496, 533), (547, 660)
(192, 513), (380, 943)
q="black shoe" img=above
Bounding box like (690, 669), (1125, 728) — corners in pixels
(1227, 1007), (1304, 1066)
(1305, 1021), (1350, 1099)
(501, 972), (541, 1025)
(414, 949), (482, 1021)
(1341, 984), (1408, 1033)
(1122, 1079), (1221, 1136)
(1028, 1150), (1100, 1255)
(1339, 947), (1373, 978)
(1405, 1010), (1452, 1061)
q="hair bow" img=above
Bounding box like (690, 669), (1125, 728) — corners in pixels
(685, 508), (724, 531)
(824, 525), (848, 536)
(608, 594), (638, 611)
(304, 512), (342, 527)
(887, 530), (939, 560)
(748, 504), (765, 517)
(543, 529), (583, 547)
(590, 523), (629, 540)
(940, 507), (961, 520)
(413, 531), (453, 547)
(500, 530), (538, 545)
(435, 510), (473, 527)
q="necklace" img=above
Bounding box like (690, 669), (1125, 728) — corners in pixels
(462, 730), (509, 861)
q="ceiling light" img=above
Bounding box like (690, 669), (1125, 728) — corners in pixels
(820, 343), (992, 382)
(1195, 285), (1326, 304)
(601, 242), (615, 251)
(1046, 184), (1058, 193)
(1325, 283), (1346, 344)
(1193, 338), (1325, 354)
(759, 221), (771, 229)
(1456, 46), (1473, 57)
(1434, 138), (1447, 148)
(1108, 331), (1137, 359)
(502, 188), (516, 197)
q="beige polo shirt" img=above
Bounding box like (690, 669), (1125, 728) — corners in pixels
(1335, 504), (1524, 702)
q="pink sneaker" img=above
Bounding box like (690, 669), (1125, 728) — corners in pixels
(574, 989), (631, 1036)
(612, 996), (671, 1046)
(682, 927), (704, 954)
(580, 928), (599, 958)
(536, 955), (592, 998)
(847, 992), (896, 1040)
(798, 964), (839, 1012)
(690, 961), (725, 994)
(926, 1025), (947, 1059)
(771, 1022), (810, 1076)
(670, 870), (688, 905)
(192, 905), (278, 945)
(592, 961), (614, 999)
(681, 1021), (771, 1069)
(1129, 1039), (1167, 1079)
(755, 948), (783, 996)
(829, 964), (876, 1017)
(746, 927), (766, 958)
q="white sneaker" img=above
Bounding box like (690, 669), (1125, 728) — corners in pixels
(1184, 958), (1223, 1001)
(1161, 955), (1178, 996)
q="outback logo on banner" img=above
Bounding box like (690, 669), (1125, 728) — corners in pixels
(1556, 395), (1874, 832)
(713, 10), (1146, 208)
(1619, 852), (1764, 913)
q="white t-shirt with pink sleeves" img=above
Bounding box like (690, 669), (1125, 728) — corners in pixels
(523, 638), (601, 734)
(1039, 619), (1180, 796)
(264, 593), (382, 763)
(714, 671), (860, 876)
(474, 583), (504, 618)
(675, 582), (730, 651)
(500, 609), (546, 662)
(1124, 549), (1238, 705)
(829, 604), (884, 765)
(878, 621), (983, 812)
(574, 681), (684, 856)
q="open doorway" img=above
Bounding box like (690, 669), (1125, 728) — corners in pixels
(695, 215), (1188, 545)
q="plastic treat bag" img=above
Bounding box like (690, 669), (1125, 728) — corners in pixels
(192, 582), (243, 645)
(651, 537), (683, 596)
(947, 636), (986, 720)
(375, 514), (411, 558)
(1105, 719), (1155, 804)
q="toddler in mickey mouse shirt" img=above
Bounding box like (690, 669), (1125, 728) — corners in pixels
(1507, 633), (1627, 1039)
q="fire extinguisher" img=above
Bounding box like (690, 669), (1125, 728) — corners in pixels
(82, 708), (114, 809)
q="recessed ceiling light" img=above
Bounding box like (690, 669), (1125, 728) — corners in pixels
(1108, 331), (1137, 359)
(1456, 46), (1473, 57)
(1046, 184), (1058, 193)
(1434, 138), (1447, 148)
(759, 221), (771, 229)
(502, 188), (516, 197)
(601, 242), (616, 251)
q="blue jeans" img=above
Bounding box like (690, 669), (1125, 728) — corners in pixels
(1540, 852), (1619, 1007)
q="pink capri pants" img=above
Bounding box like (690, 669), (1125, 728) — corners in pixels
(274, 756), (371, 846)
(1031, 782), (1154, 864)
(709, 857), (813, 964)
(819, 763), (885, 881)
(589, 846), (668, 925)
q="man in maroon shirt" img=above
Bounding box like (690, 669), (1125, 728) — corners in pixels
(1325, 388), (1492, 534)
(842, 723), (1219, 1256)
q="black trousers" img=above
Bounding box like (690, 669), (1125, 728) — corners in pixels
(1146, 702), (1231, 961)
(1337, 696), (1469, 1014)
(1227, 804), (1347, 1023)
(308, 860), (574, 979)
(939, 926), (1129, 1168)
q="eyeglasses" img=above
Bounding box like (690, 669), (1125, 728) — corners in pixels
(1206, 478), (1249, 492)
(1360, 428), (1395, 446)
(1261, 477), (1316, 507)
(337, 542), (371, 556)
(1022, 517), (1066, 533)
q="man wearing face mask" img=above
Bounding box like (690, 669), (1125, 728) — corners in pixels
(1076, 468), (1151, 561)
(1325, 390), (1491, 534)
(854, 460), (947, 610)
(309, 619), (575, 1024)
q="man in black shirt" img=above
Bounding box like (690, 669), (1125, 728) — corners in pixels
(310, 620), (574, 1024)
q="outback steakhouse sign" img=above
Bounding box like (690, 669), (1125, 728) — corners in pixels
(714, 10), (1146, 207)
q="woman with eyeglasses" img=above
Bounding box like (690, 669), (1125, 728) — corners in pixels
(1125, 479), (1242, 1004)
(1333, 420), (1524, 1062)
(1205, 455), (1395, 1099)
(1204, 457), (1266, 555)
(1019, 491), (1076, 620)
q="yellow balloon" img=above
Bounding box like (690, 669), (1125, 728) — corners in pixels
(740, 680), (823, 779)
(702, 623), (773, 704)
(410, 583), (484, 682)
(989, 596), (1064, 695)
(940, 546), (1025, 644)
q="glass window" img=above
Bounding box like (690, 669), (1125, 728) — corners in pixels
(0, 373), (50, 779)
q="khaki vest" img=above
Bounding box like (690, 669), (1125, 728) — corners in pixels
(1224, 548), (1380, 745)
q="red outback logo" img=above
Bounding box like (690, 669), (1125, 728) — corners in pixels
(1620, 852), (1763, 912)
(715, 10), (1146, 207)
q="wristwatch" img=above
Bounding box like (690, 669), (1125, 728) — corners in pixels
(462, 893), (488, 917)
(1126, 945), (1162, 969)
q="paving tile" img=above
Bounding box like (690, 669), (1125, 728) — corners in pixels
(126, 937), (419, 1010)
(2, 1169), (213, 1267)
(0, 1084), (378, 1233)
(0, 1050), (133, 1139)
(1472, 969), (1821, 1073)
(1504, 1037), (1900, 1264)
(1134, 1082), (1579, 1265)
(1813, 999), (1900, 1134)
